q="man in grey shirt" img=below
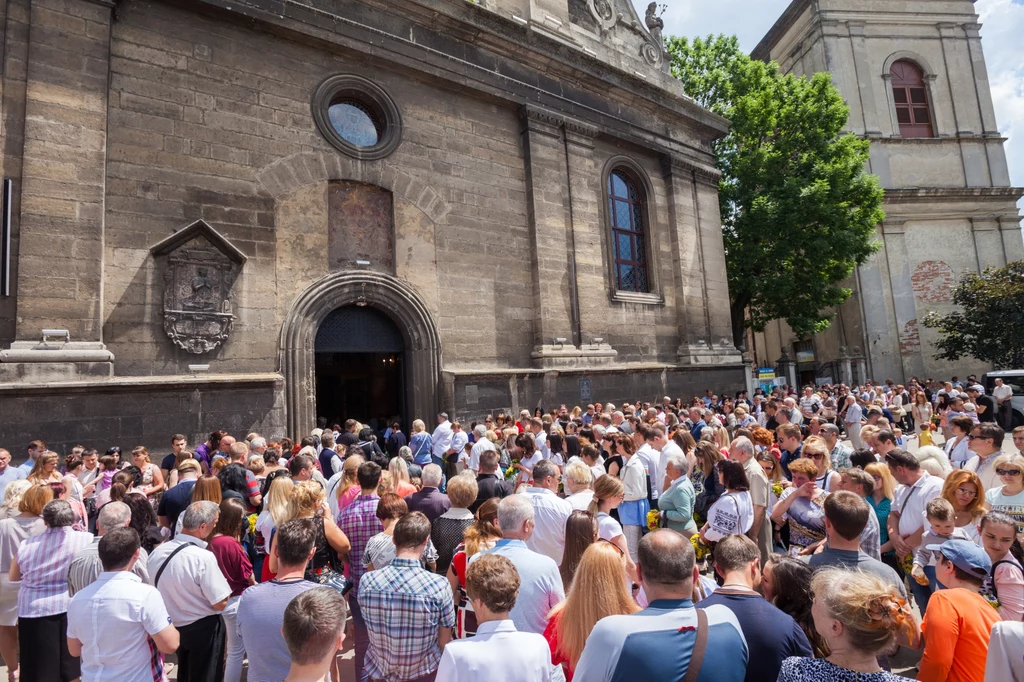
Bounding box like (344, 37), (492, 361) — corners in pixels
(237, 517), (318, 682)
(67, 502), (149, 596)
(808, 491), (906, 597)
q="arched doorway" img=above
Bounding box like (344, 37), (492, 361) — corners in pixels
(281, 271), (442, 439)
(314, 306), (405, 429)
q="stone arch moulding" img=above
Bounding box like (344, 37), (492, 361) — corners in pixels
(255, 150), (451, 224)
(882, 51), (937, 78)
(281, 271), (443, 438)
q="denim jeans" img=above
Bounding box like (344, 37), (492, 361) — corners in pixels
(909, 571), (934, 615)
(350, 595), (370, 682)
(222, 595), (245, 682)
(431, 455), (448, 493)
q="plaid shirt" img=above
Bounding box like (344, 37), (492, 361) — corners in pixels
(336, 493), (382, 588)
(359, 557), (455, 681)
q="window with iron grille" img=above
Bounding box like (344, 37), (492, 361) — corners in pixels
(607, 169), (650, 293)
(890, 60), (933, 138)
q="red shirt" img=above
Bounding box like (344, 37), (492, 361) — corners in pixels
(543, 611), (573, 681)
(209, 535), (253, 597)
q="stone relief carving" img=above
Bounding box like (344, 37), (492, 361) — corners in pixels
(589, 0), (618, 31)
(149, 220), (247, 355)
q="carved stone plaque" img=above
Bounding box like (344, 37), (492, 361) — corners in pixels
(328, 181), (394, 273)
(149, 220), (246, 355)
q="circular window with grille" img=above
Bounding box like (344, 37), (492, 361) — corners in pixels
(312, 74), (402, 160)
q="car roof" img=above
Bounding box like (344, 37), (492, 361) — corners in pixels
(984, 370), (1024, 378)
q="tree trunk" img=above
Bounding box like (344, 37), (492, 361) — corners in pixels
(730, 297), (749, 351)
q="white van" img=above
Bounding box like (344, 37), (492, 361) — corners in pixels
(982, 370), (1024, 428)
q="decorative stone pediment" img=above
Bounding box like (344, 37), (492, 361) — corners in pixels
(149, 220), (246, 355)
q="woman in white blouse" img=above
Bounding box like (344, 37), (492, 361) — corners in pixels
(700, 459), (753, 543)
(944, 415), (974, 469)
(614, 434), (648, 562)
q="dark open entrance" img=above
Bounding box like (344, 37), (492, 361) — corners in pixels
(315, 305), (405, 433)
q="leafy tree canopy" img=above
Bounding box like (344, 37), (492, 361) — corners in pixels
(667, 35), (885, 346)
(922, 261), (1024, 369)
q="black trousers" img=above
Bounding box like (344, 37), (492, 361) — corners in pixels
(177, 614), (226, 682)
(18, 612), (80, 682)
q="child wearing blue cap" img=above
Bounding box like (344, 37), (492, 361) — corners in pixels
(918, 539), (1000, 682)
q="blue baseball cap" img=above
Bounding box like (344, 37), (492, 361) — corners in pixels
(926, 539), (992, 579)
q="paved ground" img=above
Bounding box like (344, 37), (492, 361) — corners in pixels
(3, 431), (1018, 681)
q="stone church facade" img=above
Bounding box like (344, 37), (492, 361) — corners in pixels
(751, 0), (1024, 387)
(0, 0), (745, 451)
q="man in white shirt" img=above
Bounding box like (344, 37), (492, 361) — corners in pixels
(963, 422), (1005, 491)
(522, 460), (572, 564)
(843, 395), (864, 449)
(993, 378), (1014, 430)
(448, 422), (469, 469)
(530, 418), (549, 460)
(436, 554), (553, 682)
(468, 424), (497, 475)
(148, 500), (231, 682)
(68, 527), (179, 682)
(431, 412), (454, 472)
(885, 448), (942, 612)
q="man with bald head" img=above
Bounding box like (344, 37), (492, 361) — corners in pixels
(574, 530), (747, 681)
(0, 448), (25, 499)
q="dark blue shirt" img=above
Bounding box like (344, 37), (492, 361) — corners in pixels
(690, 420), (708, 441)
(780, 444), (802, 480)
(699, 589), (812, 682)
(156, 478), (197, 537)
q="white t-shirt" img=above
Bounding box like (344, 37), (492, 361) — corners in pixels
(597, 511), (623, 541)
(985, 485), (1024, 532)
(893, 472), (943, 536)
(67, 572), (172, 682)
(994, 384), (1014, 404)
(704, 491), (753, 542)
(518, 451), (543, 484)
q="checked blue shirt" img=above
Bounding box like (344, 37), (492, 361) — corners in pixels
(358, 557), (456, 681)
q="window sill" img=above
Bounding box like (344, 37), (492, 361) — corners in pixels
(611, 290), (664, 306)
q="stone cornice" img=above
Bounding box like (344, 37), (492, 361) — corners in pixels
(884, 187), (1024, 203)
(660, 154), (721, 184)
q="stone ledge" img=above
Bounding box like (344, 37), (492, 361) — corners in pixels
(444, 361), (746, 379)
(0, 341), (114, 363)
(0, 372), (284, 395)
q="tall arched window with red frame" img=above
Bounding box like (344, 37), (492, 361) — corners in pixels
(607, 169), (650, 293)
(890, 60), (933, 138)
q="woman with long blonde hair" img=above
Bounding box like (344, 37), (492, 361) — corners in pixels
(544, 542), (641, 680)
(255, 472), (293, 582)
(865, 462), (899, 570)
(388, 456), (417, 497)
(331, 454), (365, 517)
(26, 452), (62, 485)
(270, 481), (350, 577)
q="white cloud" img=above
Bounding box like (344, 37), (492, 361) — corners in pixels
(636, 0), (1024, 216)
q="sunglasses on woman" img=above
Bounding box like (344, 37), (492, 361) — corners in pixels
(996, 468), (1022, 477)
(599, 538), (625, 556)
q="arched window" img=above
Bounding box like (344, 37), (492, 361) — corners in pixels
(607, 169), (649, 293)
(890, 60), (933, 138)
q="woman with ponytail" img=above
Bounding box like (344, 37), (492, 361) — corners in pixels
(778, 568), (918, 681)
(588, 474), (637, 584)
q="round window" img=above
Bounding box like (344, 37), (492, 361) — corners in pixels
(313, 75), (402, 160)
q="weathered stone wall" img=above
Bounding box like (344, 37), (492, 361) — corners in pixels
(449, 365), (746, 423)
(0, 376), (284, 456)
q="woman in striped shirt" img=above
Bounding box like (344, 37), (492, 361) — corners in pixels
(9, 498), (93, 681)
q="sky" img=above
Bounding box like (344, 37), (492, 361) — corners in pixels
(631, 0), (1024, 214)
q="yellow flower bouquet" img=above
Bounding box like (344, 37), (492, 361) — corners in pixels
(691, 533), (712, 562)
(646, 510), (661, 532)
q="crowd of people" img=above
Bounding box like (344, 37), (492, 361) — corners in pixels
(0, 375), (1021, 682)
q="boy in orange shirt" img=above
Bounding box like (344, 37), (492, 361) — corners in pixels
(919, 539), (1001, 682)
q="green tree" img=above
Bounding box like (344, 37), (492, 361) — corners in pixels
(922, 261), (1024, 369)
(667, 35), (885, 347)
